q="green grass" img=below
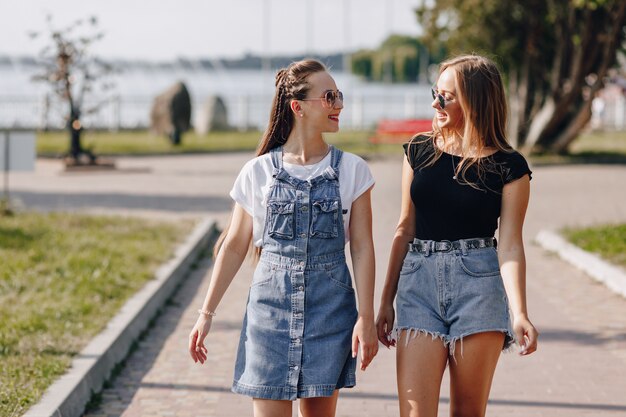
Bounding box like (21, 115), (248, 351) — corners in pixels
(570, 130), (626, 155)
(37, 129), (626, 162)
(530, 130), (626, 164)
(35, 129), (404, 158)
(562, 223), (626, 268)
(0, 212), (193, 416)
(36, 130), (262, 156)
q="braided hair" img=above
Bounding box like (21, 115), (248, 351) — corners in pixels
(256, 59), (327, 156)
(214, 59), (328, 260)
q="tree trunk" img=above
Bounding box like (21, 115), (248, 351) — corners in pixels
(69, 124), (81, 158)
(550, 102), (592, 153)
(416, 0), (626, 155)
(507, 67), (520, 148)
(67, 102), (85, 160)
(508, 60), (533, 148)
(523, 1), (626, 154)
(522, 97), (556, 153)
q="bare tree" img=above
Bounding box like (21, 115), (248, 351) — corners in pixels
(30, 15), (115, 165)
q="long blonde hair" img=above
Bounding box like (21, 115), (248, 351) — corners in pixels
(413, 54), (513, 187)
(214, 59), (328, 260)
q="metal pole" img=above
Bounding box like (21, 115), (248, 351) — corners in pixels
(343, 0), (351, 74)
(384, 0), (393, 84)
(306, 0), (313, 55)
(262, 0), (271, 95)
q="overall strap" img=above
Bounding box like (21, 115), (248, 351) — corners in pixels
(270, 146), (283, 171)
(329, 145), (343, 175)
(321, 145), (343, 181)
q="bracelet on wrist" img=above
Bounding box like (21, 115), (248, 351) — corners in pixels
(198, 309), (217, 317)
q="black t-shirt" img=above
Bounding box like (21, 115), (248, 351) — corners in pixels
(403, 136), (532, 241)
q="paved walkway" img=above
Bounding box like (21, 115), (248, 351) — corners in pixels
(11, 153), (626, 416)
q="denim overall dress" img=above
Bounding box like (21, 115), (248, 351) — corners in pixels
(232, 145), (358, 400)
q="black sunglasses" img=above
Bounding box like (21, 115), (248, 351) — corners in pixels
(301, 90), (344, 108)
(431, 87), (453, 109)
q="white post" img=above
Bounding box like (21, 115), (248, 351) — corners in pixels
(418, 45), (429, 85)
(0, 130), (36, 210)
(111, 95), (121, 132)
(238, 95), (249, 132)
(39, 93), (50, 131)
(352, 95), (364, 130)
(615, 93), (625, 130)
(404, 93), (415, 119)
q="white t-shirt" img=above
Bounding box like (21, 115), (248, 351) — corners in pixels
(230, 151), (375, 247)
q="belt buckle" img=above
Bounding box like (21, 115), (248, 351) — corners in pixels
(439, 240), (453, 252)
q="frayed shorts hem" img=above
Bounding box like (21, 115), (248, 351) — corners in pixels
(232, 380), (354, 400)
(394, 326), (515, 358)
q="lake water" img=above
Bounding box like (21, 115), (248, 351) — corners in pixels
(0, 61), (435, 131)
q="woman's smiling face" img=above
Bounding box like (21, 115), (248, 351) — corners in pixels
(298, 71), (343, 133)
(432, 67), (464, 132)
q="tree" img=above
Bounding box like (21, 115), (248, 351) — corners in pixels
(350, 35), (434, 83)
(416, 0), (626, 153)
(30, 15), (115, 165)
(351, 49), (375, 80)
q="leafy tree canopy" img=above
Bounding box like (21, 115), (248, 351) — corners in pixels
(416, 0), (626, 153)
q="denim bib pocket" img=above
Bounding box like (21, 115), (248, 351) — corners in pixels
(267, 200), (295, 239)
(310, 199), (340, 238)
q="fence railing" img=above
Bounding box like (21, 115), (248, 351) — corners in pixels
(1, 92), (625, 132)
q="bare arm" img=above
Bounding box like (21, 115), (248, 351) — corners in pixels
(348, 188), (378, 370)
(498, 175), (538, 355)
(189, 203), (253, 363)
(376, 157), (416, 348)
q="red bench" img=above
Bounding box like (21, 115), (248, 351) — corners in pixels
(370, 119), (432, 144)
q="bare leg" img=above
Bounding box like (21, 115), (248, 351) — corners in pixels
(448, 332), (504, 417)
(299, 390), (339, 417)
(397, 331), (449, 417)
(252, 398), (292, 417)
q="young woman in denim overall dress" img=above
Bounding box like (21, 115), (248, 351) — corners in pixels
(189, 60), (378, 417)
(376, 55), (539, 417)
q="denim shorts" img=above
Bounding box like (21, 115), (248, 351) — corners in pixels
(395, 239), (514, 357)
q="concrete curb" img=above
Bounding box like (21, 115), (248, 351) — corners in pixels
(23, 218), (220, 417)
(535, 229), (626, 299)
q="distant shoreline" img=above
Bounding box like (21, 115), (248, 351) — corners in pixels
(0, 51), (349, 71)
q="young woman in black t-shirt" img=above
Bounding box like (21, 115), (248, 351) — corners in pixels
(376, 54), (539, 417)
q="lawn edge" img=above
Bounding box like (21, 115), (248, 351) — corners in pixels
(23, 218), (219, 417)
(535, 229), (626, 299)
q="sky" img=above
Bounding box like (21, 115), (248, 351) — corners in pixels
(2, 0), (424, 61)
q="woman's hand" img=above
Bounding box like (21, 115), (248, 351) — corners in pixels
(513, 315), (538, 356)
(352, 316), (379, 371)
(188, 315), (213, 364)
(376, 303), (396, 348)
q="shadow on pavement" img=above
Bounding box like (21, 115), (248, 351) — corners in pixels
(83, 257), (211, 416)
(12, 191), (232, 212)
(530, 152), (626, 166)
(130, 382), (626, 412)
(538, 327), (626, 346)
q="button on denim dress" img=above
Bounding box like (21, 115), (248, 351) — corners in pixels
(232, 145), (358, 400)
